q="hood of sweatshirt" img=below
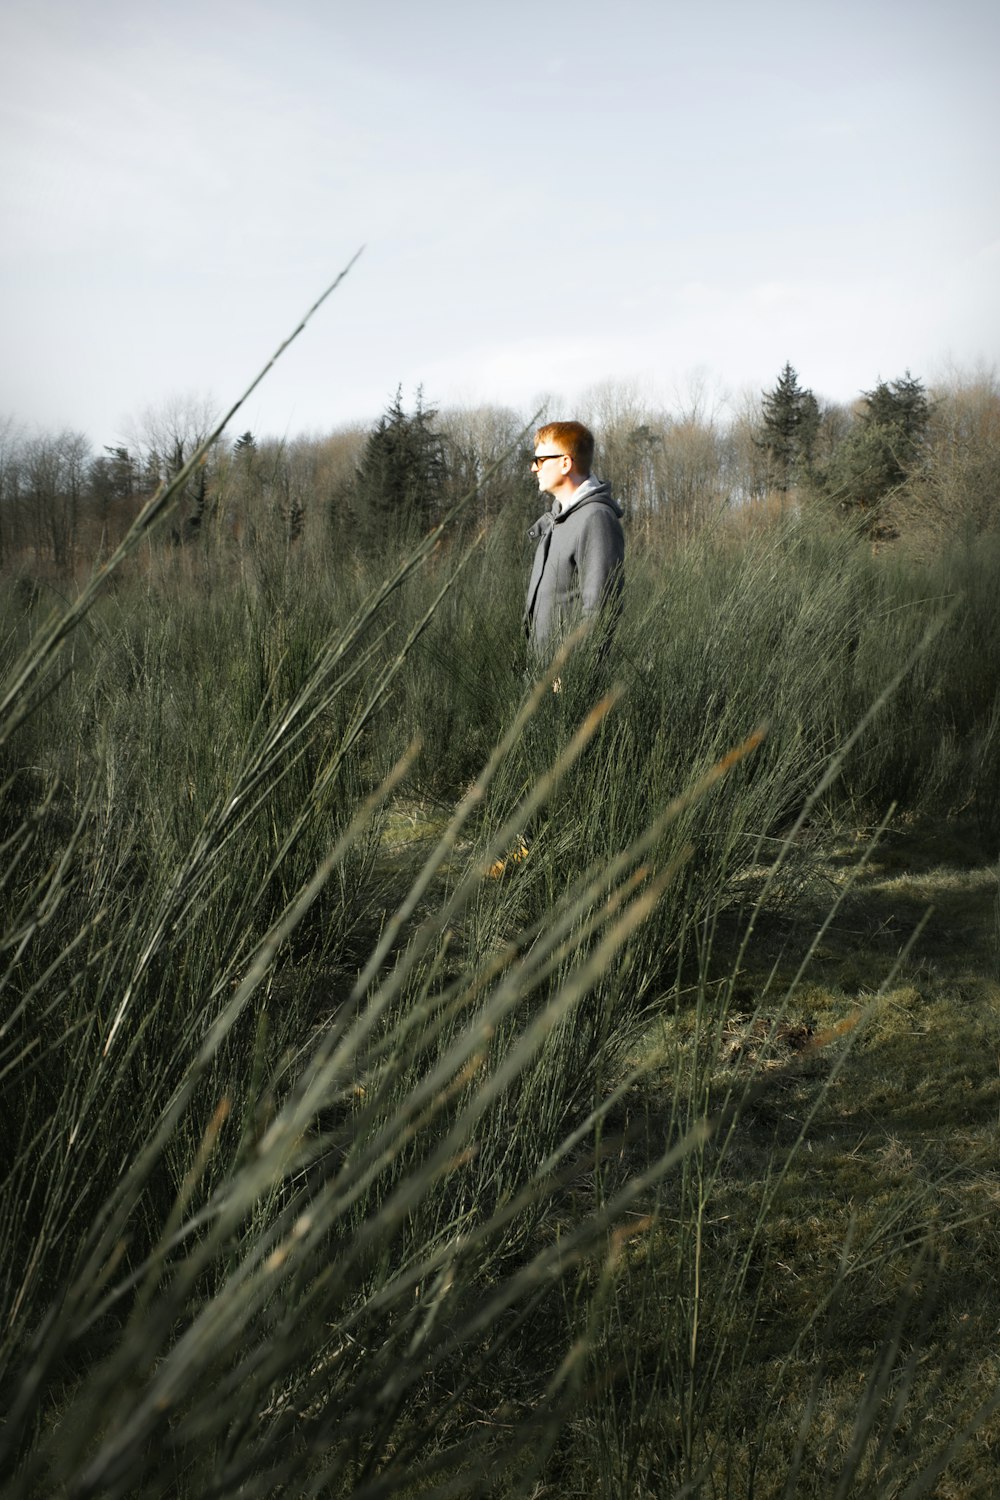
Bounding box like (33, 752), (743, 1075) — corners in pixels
(527, 477), (622, 540)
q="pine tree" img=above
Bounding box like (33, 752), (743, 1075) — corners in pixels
(347, 387), (449, 542)
(820, 372), (931, 535)
(759, 363), (819, 490)
(861, 373), (930, 469)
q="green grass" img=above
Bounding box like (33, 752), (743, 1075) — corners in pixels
(2, 482), (1000, 1496)
(556, 816), (1000, 1497)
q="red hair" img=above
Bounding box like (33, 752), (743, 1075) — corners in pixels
(535, 421), (594, 477)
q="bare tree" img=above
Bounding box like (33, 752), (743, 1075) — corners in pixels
(580, 379), (661, 513)
(0, 418), (25, 566)
(21, 429), (90, 568)
(437, 404), (529, 528)
(121, 392), (220, 543)
(655, 416), (727, 544)
(668, 366), (727, 428)
(896, 367), (1000, 548)
(724, 388), (771, 506)
(123, 391), (219, 485)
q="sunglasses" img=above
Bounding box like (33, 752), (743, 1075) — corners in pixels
(530, 452), (567, 470)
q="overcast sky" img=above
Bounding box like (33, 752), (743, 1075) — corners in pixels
(2, 0), (998, 446)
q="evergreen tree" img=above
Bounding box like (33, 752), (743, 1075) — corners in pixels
(346, 386), (449, 542)
(88, 446), (136, 508)
(759, 363), (819, 490)
(861, 373), (930, 462)
(821, 372), (931, 532)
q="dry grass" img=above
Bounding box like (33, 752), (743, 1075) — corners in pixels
(561, 813), (1000, 1496)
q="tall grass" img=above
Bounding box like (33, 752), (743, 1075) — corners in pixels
(0, 539), (728, 1496)
(3, 430), (1000, 1495)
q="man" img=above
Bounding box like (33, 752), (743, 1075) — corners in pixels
(523, 420), (625, 660)
(486, 420), (623, 879)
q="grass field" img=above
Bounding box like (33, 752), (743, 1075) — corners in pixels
(568, 815), (1000, 1497)
(2, 459), (999, 1496)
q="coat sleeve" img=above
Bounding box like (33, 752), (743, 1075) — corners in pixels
(576, 509), (625, 618)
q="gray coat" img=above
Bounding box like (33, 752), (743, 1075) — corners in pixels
(523, 477), (625, 655)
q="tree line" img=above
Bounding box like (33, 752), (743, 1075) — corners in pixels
(2, 365), (998, 579)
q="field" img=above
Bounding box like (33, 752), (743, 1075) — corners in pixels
(2, 442), (1000, 1498)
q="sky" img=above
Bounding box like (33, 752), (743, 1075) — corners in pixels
(1, 0), (998, 447)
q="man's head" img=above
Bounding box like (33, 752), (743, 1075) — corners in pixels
(531, 421), (594, 500)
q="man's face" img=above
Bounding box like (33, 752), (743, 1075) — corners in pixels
(532, 445), (569, 494)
